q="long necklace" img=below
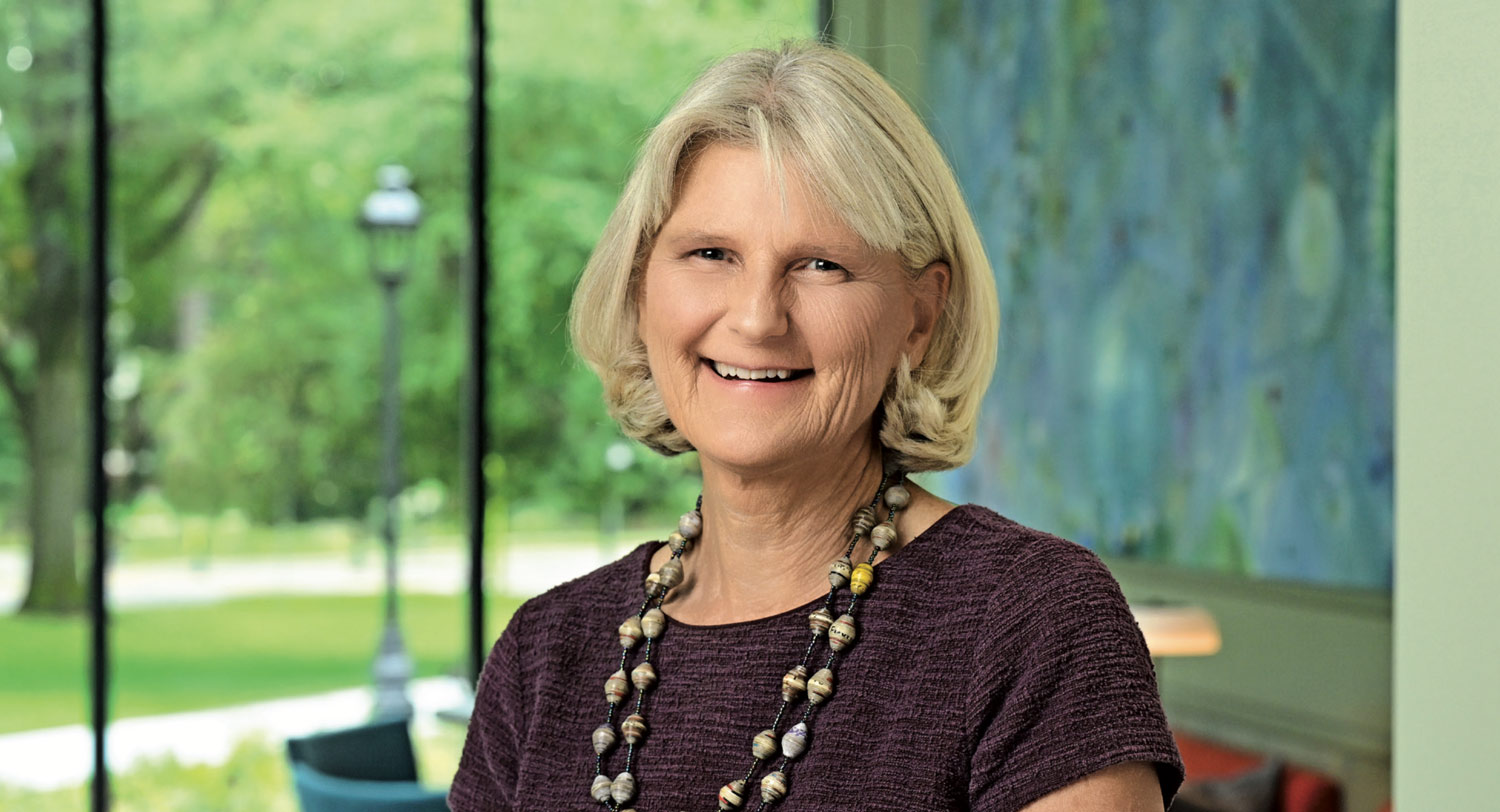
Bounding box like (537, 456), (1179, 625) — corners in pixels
(589, 472), (912, 810)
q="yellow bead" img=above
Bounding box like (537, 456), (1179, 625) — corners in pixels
(850, 562), (875, 594)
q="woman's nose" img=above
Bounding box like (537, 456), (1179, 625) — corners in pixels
(726, 265), (789, 342)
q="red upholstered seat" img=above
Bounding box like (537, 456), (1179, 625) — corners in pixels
(1174, 731), (1342, 812)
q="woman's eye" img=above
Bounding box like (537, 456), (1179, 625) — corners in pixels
(807, 258), (846, 273)
(692, 248), (726, 261)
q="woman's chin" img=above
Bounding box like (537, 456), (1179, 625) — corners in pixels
(689, 427), (870, 478)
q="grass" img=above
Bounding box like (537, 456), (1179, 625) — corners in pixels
(0, 725), (469, 812)
(0, 593), (523, 734)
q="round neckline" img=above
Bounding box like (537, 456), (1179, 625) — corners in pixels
(634, 503), (975, 631)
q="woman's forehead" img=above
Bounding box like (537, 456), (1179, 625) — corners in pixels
(663, 143), (885, 253)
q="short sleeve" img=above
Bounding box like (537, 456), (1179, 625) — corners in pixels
(966, 541), (1184, 811)
(448, 604), (531, 812)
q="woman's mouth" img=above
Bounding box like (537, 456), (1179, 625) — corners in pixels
(706, 359), (812, 382)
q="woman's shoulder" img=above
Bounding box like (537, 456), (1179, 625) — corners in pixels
(917, 503), (1119, 597)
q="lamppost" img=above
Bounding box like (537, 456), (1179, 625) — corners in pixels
(362, 165), (421, 720)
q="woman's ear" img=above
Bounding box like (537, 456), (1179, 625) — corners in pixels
(905, 261), (950, 367)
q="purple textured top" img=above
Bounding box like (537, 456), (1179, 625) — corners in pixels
(450, 504), (1183, 811)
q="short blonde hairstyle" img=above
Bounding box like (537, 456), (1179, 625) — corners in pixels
(569, 41), (999, 473)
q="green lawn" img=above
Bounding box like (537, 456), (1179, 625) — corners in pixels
(0, 725), (469, 812)
(0, 593), (523, 734)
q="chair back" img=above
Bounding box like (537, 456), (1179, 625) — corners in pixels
(286, 719), (420, 783)
(289, 763), (449, 812)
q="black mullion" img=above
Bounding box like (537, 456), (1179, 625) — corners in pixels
(818, 0), (834, 43)
(87, 0), (112, 808)
(465, 0), (493, 685)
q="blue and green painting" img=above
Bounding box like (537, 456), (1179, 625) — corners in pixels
(926, 0), (1394, 588)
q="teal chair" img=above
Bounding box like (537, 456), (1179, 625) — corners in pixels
(287, 720), (449, 812)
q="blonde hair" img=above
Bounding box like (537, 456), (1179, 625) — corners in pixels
(569, 41), (999, 472)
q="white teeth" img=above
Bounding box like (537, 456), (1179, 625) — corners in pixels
(712, 361), (797, 381)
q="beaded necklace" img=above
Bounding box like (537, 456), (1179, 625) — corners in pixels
(589, 472), (911, 810)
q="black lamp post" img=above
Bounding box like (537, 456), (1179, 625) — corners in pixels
(361, 165), (421, 720)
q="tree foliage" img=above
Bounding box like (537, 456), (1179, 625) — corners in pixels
(0, 0), (810, 609)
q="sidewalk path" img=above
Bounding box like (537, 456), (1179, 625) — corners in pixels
(0, 537), (644, 612)
(0, 676), (470, 791)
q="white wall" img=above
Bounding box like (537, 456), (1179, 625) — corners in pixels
(1393, 0), (1500, 806)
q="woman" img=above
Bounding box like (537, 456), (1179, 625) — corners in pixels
(450, 42), (1182, 811)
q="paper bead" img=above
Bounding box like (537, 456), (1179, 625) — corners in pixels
(850, 562), (875, 595)
(850, 505), (876, 537)
(641, 607), (666, 639)
(760, 770), (789, 803)
(611, 771), (635, 803)
(657, 557), (684, 589)
(590, 774), (612, 802)
(781, 664), (809, 702)
(621, 714), (647, 744)
(719, 778), (747, 810)
(631, 661), (656, 691)
(752, 729), (778, 760)
(828, 556), (852, 589)
(828, 613), (857, 651)
(618, 615), (643, 649)
(884, 483), (911, 509)
(808, 608), (833, 636)
(781, 722), (809, 759)
(605, 669), (629, 705)
(807, 668), (834, 704)
(591, 724), (616, 755)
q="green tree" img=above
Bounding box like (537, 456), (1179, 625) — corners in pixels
(0, 0), (810, 611)
(0, 1), (227, 612)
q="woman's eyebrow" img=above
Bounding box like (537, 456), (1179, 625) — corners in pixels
(658, 227), (869, 260)
(659, 228), (733, 246)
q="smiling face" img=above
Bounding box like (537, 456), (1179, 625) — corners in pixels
(636, 144), (946, 475)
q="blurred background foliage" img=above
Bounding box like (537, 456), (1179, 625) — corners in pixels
(0, 0), (810, 611)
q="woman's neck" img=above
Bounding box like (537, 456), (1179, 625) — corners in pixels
(658, 444), (888, 626)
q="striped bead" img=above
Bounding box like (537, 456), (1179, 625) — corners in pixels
(590, 774), (612, 802)
(781, 664), (809, 702)
(718, 778), (747, 810)
(850, 505), (877, 537)
(760, 770), (789, 804)
(678, 510), (703, 539)
(618, 615), (643, 649)
(643, 572), (664, 598)
(605, 669), (629, 705)
(621, 714), (647, 744)
(611, 771), (636, 804)
(657, 557), (684, 589)
(641, 607), (666, 639)
(828, 556), (852, 589)
(850, 562), (875, 595)
(808, 608), (833, 636)
(807, 668), (834, 704)
(667, 531), (689, 554)
(630, 661), (656, 691)
(781, 722), (809, 759)
(591, 724), (616, 755)
(884, 483), (911, 509)
(828, 613), (857, 651)
(752, 729), (778, 760)
(870, 521), (897, 551)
